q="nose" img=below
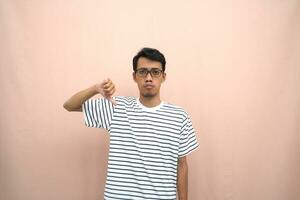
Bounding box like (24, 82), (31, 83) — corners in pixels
(145, 72), (153, 81)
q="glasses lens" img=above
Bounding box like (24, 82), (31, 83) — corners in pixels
(151, 69), (162, 77)
(137, 69), (147, 77)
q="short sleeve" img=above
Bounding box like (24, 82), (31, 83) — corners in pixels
(178, 114), (199, 157)
(82, 97), (115, 130)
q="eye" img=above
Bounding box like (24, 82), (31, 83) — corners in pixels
(138, 69), (147, 75)
(152, 69), (161, 76)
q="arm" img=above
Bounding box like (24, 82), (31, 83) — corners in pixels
(63, 79), (116, 112)
(63, 85), (98, 112)
(177, 156), (188, 200)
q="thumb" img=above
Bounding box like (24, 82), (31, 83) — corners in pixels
(108, 96), (117, 106)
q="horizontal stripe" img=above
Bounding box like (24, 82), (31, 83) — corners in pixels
(108, 159), (177, 172)
(110, 146), (177, 159)
(105, 187), (176, 197)
(107, 177), (176, 191)
(106, 166), (177, 183)
(109, 138), (179, 152)
(107, 173), (176, 184)
(104, 189), (176, 200)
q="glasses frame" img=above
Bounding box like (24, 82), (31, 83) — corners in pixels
(134, 68), (164, 78)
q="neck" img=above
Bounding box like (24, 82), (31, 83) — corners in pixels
(139, 95), (161, 108)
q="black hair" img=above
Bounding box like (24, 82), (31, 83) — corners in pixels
(132, 47), (166, 72)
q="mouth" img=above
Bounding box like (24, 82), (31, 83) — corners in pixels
(144, 84), (154, 89)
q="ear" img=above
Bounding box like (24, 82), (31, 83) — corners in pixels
(162, 72), (166, 82)
(132, 72), (137, 83)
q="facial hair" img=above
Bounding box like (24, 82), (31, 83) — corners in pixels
(141, 92), (156, 98)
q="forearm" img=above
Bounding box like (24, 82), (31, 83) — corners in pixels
(177, 157), (188, 200)
(63, 85), (98, 112)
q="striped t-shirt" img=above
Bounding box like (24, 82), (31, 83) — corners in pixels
(82, 96), (199, 200)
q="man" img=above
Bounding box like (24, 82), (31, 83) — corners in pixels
(63, 47), (199, 200)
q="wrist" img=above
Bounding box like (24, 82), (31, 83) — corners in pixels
(91, 84), (100, 95)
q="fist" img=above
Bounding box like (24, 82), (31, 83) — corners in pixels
(94, 78), (117, 105)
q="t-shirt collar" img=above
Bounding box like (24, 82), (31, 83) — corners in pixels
(137, 97), (164, 111)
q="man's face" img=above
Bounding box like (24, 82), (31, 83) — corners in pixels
(133, 57), (166, 98)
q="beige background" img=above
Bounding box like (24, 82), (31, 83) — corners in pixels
(1, 0), (300, 200)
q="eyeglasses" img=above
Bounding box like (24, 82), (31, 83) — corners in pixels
(135, 68), (164, 78)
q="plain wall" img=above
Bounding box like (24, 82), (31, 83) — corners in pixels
(1, 0), (299, 200)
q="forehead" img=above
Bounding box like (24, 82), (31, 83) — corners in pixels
(137, 57), (162, 69)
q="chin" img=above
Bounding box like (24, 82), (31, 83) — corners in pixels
(141, 92), (156, 98)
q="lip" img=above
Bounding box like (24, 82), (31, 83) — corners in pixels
(144, 84), (154, 88)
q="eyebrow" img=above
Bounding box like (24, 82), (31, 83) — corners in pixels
(137, 67), (162, 70)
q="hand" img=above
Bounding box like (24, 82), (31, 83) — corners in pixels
(94, 78), (117, 106)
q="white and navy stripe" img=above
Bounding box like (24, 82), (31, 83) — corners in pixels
(83, 96), (199, 200)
